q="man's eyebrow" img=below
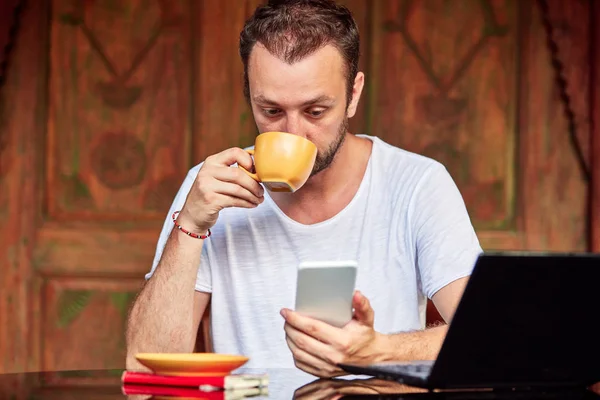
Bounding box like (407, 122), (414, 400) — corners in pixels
(252, 95), (278, 105)
(252, 94), (335, 107)
(301, 95), (335, 106)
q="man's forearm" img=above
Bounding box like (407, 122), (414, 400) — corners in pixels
(373, 325), (448, 362)
(125, 227), (204, 370)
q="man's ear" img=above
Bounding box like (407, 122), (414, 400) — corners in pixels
(346, 71), (365, 119)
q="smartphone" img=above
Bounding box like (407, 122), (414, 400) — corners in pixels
(294, 260), (358, 328)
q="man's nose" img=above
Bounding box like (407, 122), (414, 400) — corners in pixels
(283, 114), (306, 138)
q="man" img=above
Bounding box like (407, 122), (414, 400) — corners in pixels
(125, 0), (482, 379)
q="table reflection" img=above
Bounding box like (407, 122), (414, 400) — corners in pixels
(1, 368), (599, 400)
(293, 376), (426, 399)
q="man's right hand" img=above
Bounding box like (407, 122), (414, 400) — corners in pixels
(177, 147), (264, 233)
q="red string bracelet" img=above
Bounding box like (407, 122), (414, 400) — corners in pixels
(172, 211), (211, 239)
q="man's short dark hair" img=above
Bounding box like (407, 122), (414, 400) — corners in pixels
(239, 0), (360, 106)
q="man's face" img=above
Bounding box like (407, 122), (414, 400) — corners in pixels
(247, 44), (360, 176)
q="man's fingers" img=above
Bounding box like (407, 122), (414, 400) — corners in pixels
(206, 147), (254, 170)
(210, 166), (264, 198)
(286, 333), (340, 378)
(294, 360), (328, 379)
(205, 191), (260, 210)
(282, 309), (341, 345)
(211, 180), (264, 206)
(180, 147), (263, 232)
(284, 322), (341, 366)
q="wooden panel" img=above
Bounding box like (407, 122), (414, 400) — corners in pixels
(0, 0), (48, 375)
(0, 373), (39, 400)
(48, 0), (192, 220)
(0, 0), (20, 76)
(337, 0), (371, 136)
(540, 0), (591, 170)
(536, 0), (590, 251)
(370, 0), (518, 237)
(591, 0), (600, 252)
(31, 0), (195, 376)
(368, 0), (589, 252)
(519, 0), (588, 251)
(41, 278), (142, 372)
(193, 0), (264, 162)
(33, 225), (157, 277)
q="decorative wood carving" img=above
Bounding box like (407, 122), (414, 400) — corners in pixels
(372, 0), (517, 232)
(48, 0), (191, 219)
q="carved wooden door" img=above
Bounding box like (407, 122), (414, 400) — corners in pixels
(1, 0), (266, 378)
(367, 0), (589, 253)
(35, 0), (193, 378)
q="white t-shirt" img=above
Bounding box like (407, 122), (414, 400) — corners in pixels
(145, 135), (482, 371)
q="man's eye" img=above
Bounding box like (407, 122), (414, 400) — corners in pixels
(263, 109), (280, 117)
(307, 109), (325, 118)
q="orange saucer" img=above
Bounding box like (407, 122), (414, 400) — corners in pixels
(135, 353), (249, 377)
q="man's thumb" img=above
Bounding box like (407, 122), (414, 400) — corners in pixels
(353, 290), (374, 326)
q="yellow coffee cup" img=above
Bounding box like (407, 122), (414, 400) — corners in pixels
(239, 131), (317, 192)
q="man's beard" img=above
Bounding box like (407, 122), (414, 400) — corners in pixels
(310, 117), (349, 177)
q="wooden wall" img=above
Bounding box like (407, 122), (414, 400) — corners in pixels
(592, 0), (600, 252)
(0, 0), (598, 381)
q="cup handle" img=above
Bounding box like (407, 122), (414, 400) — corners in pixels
(238, 149), (260, 181)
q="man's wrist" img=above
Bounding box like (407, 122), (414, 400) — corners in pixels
(369, 325), (448, 363)
(371, 332), (395, 363)
(176, 209), (211, 236)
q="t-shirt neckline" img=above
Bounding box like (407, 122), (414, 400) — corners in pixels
(263, 135), (377, 229)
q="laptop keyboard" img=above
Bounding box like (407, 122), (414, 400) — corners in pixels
(370, 361), (434, 379)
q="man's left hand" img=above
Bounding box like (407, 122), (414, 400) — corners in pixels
(281, 290), (386, 378)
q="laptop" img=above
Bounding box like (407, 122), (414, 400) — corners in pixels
(338, 252), (600, 391)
